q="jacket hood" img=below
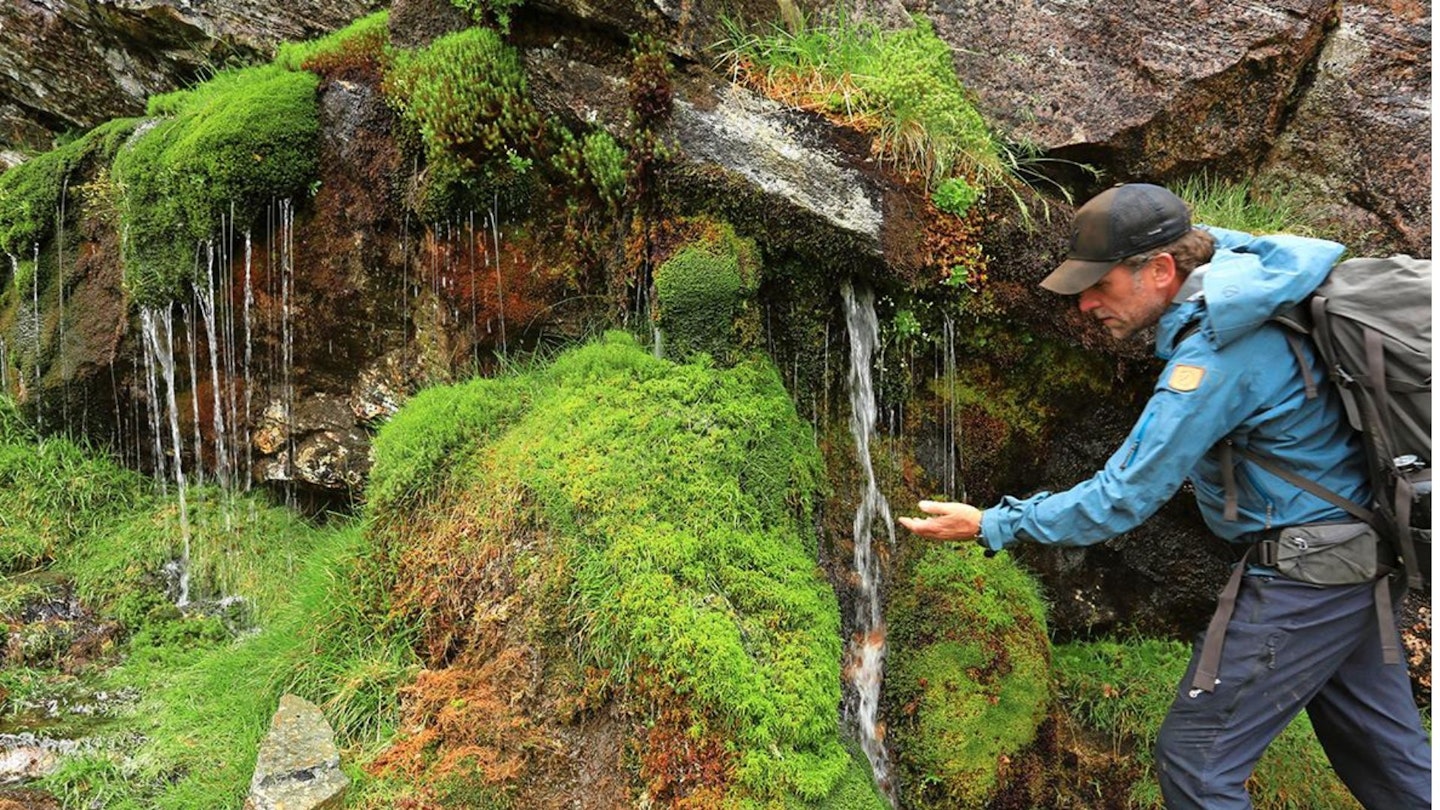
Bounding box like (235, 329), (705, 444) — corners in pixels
(1156, 226), (1346, 358)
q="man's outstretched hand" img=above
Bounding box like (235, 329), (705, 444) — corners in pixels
(898, 500), (984, 542)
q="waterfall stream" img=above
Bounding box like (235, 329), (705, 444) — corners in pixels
(840, 280), (896, 801)
(140, 307), (191, 606)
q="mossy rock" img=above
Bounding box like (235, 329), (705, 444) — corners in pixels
(367, 331), (885, 807)
(113, 64), (319, 305)
(653, 221), (761, 364)
(887, 544), (1051, 808)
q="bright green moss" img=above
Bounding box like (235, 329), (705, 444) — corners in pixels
(384, 27), (542, 177)
(114, 65), (319, 305)
(0, 117), (142, 257)
(931, 176), (980, 217)
(887, 544), (1051, 808)
(274, 9), (391, 71)
(654, 224), (762, 363)
(1055, 639), (1365, 809)
(369, 331), (868, 806)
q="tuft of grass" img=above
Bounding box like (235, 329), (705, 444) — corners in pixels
(1172, 174), (1320, 237)
(716, 12), (1000, 189)
(1054, 638), (1363, 809)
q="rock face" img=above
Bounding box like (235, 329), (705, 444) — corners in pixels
(911, 0), (1428, 254)
(1255, 0), (1431, 254)
(0, 0), (385, 150)
(245, 694), (348, 810)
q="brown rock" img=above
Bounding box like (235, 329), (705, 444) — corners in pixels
(907, 0), (1337, 179)
(1256, 0), (1431, 255)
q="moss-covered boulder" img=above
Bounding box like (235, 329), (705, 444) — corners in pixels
(886, 544), (1051, 808)
(365, 330), (885, 808)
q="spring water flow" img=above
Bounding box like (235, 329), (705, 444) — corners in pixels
(840, 280), (897, 800)
(141, 307), (192, 606)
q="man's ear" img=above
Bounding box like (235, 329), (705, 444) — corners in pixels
(1149, 252), (1179, 291)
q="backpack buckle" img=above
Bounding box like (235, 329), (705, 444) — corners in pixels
(1255, 538), (1280, 567)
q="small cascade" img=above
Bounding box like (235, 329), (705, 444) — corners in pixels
(488, 196), (508, 355)
(840, 280), (897, 801)
(1, 335), (7, 393)
(941, 315), (960, 500)
(140, 307), (192, 606)
(278, 200), (296, 504)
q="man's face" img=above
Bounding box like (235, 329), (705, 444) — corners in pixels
(1077, 261), (1170, 339)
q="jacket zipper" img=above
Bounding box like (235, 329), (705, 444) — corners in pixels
(1241, 462), (1276, 529)
(1120, 412), (1154, 470)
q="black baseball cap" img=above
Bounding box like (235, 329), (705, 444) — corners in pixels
(1041, 183), (1192, 294)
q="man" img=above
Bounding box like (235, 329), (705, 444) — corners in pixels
(898, 183), (1431, 809)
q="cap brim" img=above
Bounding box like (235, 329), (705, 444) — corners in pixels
(1040, 257), (1115, 295)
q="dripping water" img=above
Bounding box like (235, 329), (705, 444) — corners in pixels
(840, 280), (897, 802)
(141, 307), (192, 606)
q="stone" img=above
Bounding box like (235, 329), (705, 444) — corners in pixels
(909, 0), (1336, 179)
(245, 694), (348, 810)
(1255, 0), (1431, 255)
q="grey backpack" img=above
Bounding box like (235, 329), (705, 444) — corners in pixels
(1244, 255), (1432, 590)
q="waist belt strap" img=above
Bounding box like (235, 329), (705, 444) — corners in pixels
(1192, 548), (1403, 695)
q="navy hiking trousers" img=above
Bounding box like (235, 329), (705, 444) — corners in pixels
(1156, 574), (1431, 809)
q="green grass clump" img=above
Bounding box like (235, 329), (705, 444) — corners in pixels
(384, 27), (543, 178)
(113, 64), (319, 305)
(1172, 174), (1319, 237)
(718, 13), (1000, 187)
(887, 543), (1051, 808)
(1054, 638), (1362, 809)
(0, 118), (142, 257)
(370, 331), (869, 806)
(653, 223), (761, 363)
(0, 403), (151, 573)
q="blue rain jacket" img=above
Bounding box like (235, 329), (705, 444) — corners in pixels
(979, 226), (1370, 549)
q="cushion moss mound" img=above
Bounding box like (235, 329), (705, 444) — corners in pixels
(887, 544), (1051, 808)
(653, 222), (761, 364)
(113, 64), (319, 305)
(367, 331), (884, 808)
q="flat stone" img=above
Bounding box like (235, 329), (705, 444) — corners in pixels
(245, 694), (347, 810)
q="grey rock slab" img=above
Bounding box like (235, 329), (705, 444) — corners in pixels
(245, 694), (347, 810)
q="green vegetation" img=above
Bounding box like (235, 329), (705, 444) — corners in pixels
(451, 0), (526, 33)
(653, 223), (761, 363)
(384, 27), (541, 178)
(0, 117), (141, 258)
(1055, 638), (1363, 809)
(931, 176), (980, 217)
(370, 331), (870, 806)
(717, 12), (999, 188)
(274, 9), (391, 72)
(113, 64), (319, 305)
(1172, 174), (1319, 237)
(887, 543), (1051, 808)
(0, 398), (416, 808)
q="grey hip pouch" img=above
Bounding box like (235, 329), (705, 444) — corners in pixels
(1274, 521), (1380, 585)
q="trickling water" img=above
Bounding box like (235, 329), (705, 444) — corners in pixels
(140, 307), (192, 606)
(242, 229), (254, 491)
(32, 243), (41, 430)
(183, 302), (204, 485)
(279, 200), (296, 505)
(840, 280), (897, 802)
(489, 197), (507, 356)
(198, 244), (230, 487)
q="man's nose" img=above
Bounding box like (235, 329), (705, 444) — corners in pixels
(1078, 290), (1101, 313)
